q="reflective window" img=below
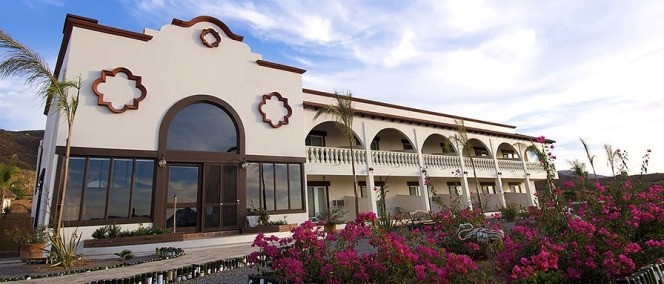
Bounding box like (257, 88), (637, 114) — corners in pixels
(60, 156), (155, 222)
(168, 166), (199, 204)
(63, 157), (85, 221)
(167, 103), (238, 153)
(245, 162), (304, 212)
(83, 158), (110, 220)
(109, 159), (132, 218)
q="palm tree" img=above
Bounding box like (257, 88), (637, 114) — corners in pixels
(313, 91), (360, 217)
(604, 144), (618, 179)
(0, 30), (81, 238)
(451, 120), (483, 210)
(567, 159), (588, 190)
(579, 138), (599, 185)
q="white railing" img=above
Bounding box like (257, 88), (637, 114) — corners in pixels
(463, 157), (496, 171)
(306, 146), (367, 165)
(371, 150), (419, 167)
(497, 159), (525, 172)
(422, 154), (461, 169)
(526, 161), (546, 172)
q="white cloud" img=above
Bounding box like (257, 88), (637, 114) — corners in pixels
(0, 78), (47, 131)
(7, 0), (664, 174)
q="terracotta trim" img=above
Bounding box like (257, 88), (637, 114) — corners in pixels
(55, 146), (157, 158)
(303, 88), (515, 129)
(303, 101), (556, 143)
(200, 28), (221, 48)
(258, 92), (293, 128)
(63, 217), (152, 228)
(171, 16), (244, 42)
(92, 67), (148, 113)
(256, 60), (306, 74)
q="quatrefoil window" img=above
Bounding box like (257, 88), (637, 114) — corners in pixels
(200, 28), (221, 48)
(92, 67), (147, 114)
(258, 92), (292, 128)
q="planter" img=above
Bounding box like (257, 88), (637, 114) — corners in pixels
(323, 223), (337, 234)
(19, 242), (46, 262)
(83, 233), (184, 248)
(242, 224), (297, 234)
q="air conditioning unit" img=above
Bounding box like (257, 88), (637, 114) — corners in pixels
(332, 200), (345, 207)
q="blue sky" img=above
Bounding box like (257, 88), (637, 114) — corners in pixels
(1, 0), (663, 175)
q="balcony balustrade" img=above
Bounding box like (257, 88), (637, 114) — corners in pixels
(371, 150), (419, 167)
(422, 154), (461, 169)
(305, 146), (546, 178)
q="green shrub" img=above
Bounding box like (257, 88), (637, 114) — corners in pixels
(498, 203), (520, 222)
(91, 226), (108, 239)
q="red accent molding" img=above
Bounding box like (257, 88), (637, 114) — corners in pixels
(302, 101), (555, 143)
(256, 60), (306, 74)
(303, 88), (516, 129)
(171, 16), (244, 42)
(92, 67), (148, 114)
(258, 92), (293, 128)
(200, 28), (221, 48)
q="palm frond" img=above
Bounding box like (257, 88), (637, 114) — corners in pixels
(313, 91), (356, 142)
(0, 30), (59, 105)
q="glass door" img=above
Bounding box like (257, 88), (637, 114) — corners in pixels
(307, 186), (328, 219)
(165, 165), (200, 232)
(203, 164), (240, 231)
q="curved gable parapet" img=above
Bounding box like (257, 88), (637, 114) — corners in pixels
(171, 16), (244, 42)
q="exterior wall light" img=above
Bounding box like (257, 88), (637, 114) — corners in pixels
(241, 159), (248, 170)
(158, 154), (167, 168)
(369, 167), (374, 172)
(421, 169), (427, 174)
(497, 172), (503, 175)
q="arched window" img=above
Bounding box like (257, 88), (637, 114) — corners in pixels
(166, 102), (238, 153)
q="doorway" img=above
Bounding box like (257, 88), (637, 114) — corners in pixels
(164, 164), (240, 232)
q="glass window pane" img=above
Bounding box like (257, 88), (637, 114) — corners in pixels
(245, 163), (261, 211)
(83, 158), (110, 220)
(206, 165), (221, 204)
(63, 157), (86, 221)
(165, 207), (197, 228)
(205, 206), (220, 228)
(307, 187), (315, 218)
(262, 164), (274, 211)
(167, 103), (238, 153)
(222, 165), (237, 202)
(108, 159), (132, 218)
(132, 160), (154, 217)
(168, 166), (199, 204)
(223, 206), (237, 226)
(289, 164), (302, 210)
(275, 164), (288, 210)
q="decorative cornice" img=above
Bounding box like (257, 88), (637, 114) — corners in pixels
(256, 60), (306, 74)
(200, 28), (221, 48)
(259, 92), (293, 128)
(302, 101), (555, 143)
(92, 67), (148, 114)
(171, 16), (244, 42)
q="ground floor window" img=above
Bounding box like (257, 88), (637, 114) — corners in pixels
(447, 181), (462, 195)
(508, 182), (523, 193)
(61, 156), (154, 222)
(407, 181), (420, 196)
(245, 162), (304, 212)
(480, 182), (496, 194)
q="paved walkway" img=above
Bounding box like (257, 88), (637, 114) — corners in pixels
(5, 232), (293, 284)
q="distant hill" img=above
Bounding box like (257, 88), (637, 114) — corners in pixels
(0, 129), (44, 170)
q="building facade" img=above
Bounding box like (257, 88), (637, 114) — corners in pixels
(33, 14), (553, 238)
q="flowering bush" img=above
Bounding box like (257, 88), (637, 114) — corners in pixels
(249, 212), (484, 283)
(250, 145), (661, 283)
(496, 150), (664, 282)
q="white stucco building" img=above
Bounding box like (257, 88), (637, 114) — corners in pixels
(33, 14), (554, 238)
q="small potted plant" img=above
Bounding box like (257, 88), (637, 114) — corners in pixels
(319, 206), (346, 233)
(4, 225), (50, 261)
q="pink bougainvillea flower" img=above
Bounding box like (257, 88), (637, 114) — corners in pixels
(536, 136), (546, 143)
